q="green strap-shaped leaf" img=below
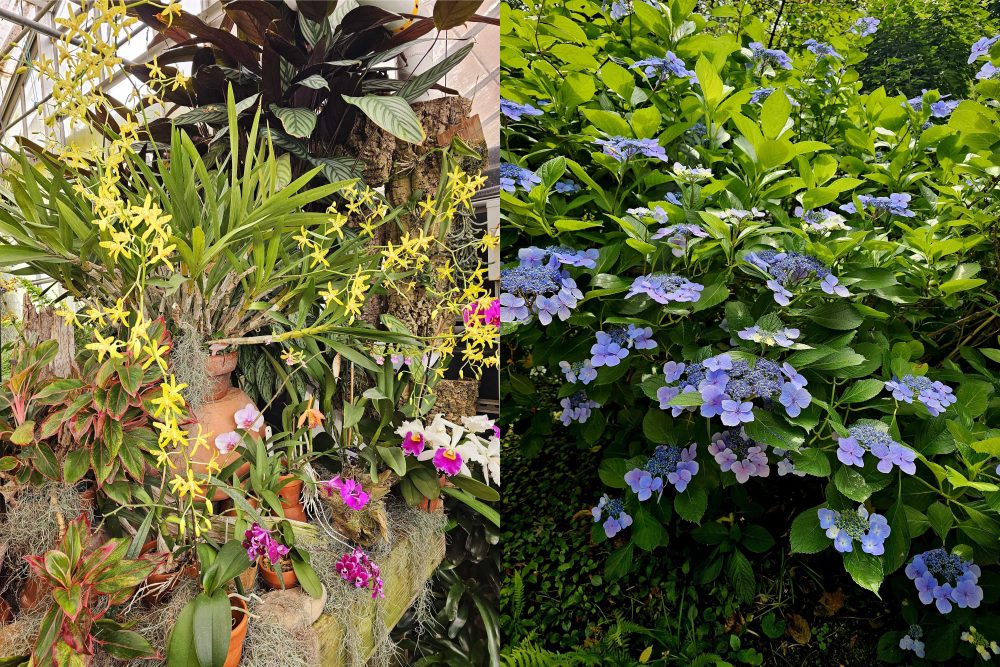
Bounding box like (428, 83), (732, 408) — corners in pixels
(269, 106), (318, 139)
(398, 42), (474, 102)
(342, 94), (426, 144)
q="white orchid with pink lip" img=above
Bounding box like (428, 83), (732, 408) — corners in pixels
(215, 431), (241, 455)
(234, 403), (263, 431)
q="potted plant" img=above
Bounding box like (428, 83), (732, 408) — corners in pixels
(165, 539), (253, 667)
(21, 515), (162, 666)
(243, 520), (322, 598)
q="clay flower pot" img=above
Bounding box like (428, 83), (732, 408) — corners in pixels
(237, 563), (257, 592)
(175, 352), (264, 502)
(18, 575), (49, 611)
(277, 475), (306, 521)
(418, 476), (447, 513)
(224, 595), (249, 667)
(258, 556), (298, 590)
(140, 540), (198, 604)
(0, 598), (12, 625)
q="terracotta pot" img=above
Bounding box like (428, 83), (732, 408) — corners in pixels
(277, 476), (306, 521)
(140, 540), (197, 604)
(221, 496), (259, 518)
(173, 352), (263, 502)
(418, 476), (447, 513)
(18, 575), (48, 611)
(258, 556), (298, 590)
(0, 598), (12, 624)
(237, 563), (257, 592)
(224, 595), (249, 667)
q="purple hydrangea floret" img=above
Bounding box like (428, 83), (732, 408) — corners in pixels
(817, 505), (890, 554)
(884, 374), (956, 416)
(626, 273), (704, 304)
(837, 423), (917, 474)
(748, 42), (793, 70)
(850, 17), (880, 37)
(631, 51), (697, 84)
(905, 549), (983, 614)
(708, 429), (769, 483)
(559, 359), (599, 385)
(560, 391), (600, 425)
(592, 494), (632, 537)
(594, 136), (668, 162)
(625, 443), (699, 496)
(501, 246), (596, 325)
(500, 162), (541, 192)
(803, 39), (842, 59)
(839, 193), (915, 217)
(500, 98), (543, 121)
(746, 249), (849, 304)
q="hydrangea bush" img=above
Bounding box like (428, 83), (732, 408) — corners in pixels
(502, 0), (1000, 660)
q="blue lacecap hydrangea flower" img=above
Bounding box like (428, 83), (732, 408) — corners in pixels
(750, 87), (775, 104)
(708, 429), (769, 483)
(625, 443), (699, 496)
(899, 625), (925, 658)
(500, 247), (594, 325)
(590, 325), (657, 368)
(885, 374), (956, 416)
(500, 162), (541, 192)
(559, 359), (598, 385)
(794, 206), (850, 233)
(748, 42), (793, 70)
(592, 494), (632, 537)
(745, 249), (849, 305)
(500, 98), (543, 121)
(626, 273), (704, 304)
(554, 179), (580, 194)
(657, 354), (811, 423)
(650, 224), (708, 256)
(850, 17), (880, 37)
(906, 91), (960, 119)
(840, 193), (915, 217)
(977, 62), (1000, 80)
(560, 391), (600, 426)
(803, 39), (842, 59)
(968, 35), (999, 63)
(737, 325), (800, 348)
(818, 505), (890, 554)
(594, 137), (668, 162)
(631, 51), (697, 84)
(837, 423), (916, 474)
(627, 205), (671, 224)
(905, 548), (983, 613)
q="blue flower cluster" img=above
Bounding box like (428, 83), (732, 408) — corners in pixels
(592, 494), (632, 538)
(906, 92), (960, 118)
(650, 224), (708, 256)
(837, 423), (917, 474)
(560, 391), (600, 426)
(590, 325), (657, 368)
(631, 52), (697, 84)
(840, 193), (915, 217)
(905, 549), (983, 613)
(625, 273), (704, 304)
(818, 505), (890, 554)
(748, 42), (793, 71)
(554, 179), (580, 194)
(559, 359), (598, 385)
(500, 98), (543, 121)
(746, 249), (849, 305)
(500, 162), (541, 192)
(657, 354), (811, 423)
(737, 325), (800, 348)
(885, 374), (957, 416)
(970, 35), (999, 79)
(794, 206), (850, 233)
(708, 429), (769, 483)
(803, 39), (842, 59)
(625, 443), (700, 496)
(594, 137), (668, 162)
(500, 246), (591, 325)
(850, 17), (880, 37)
(520, 245), (599, 269)
(750, 87), (775, 104)
(899, 625), (925, 659)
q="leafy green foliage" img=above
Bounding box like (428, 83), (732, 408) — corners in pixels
(502, 0), (1000, 660)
